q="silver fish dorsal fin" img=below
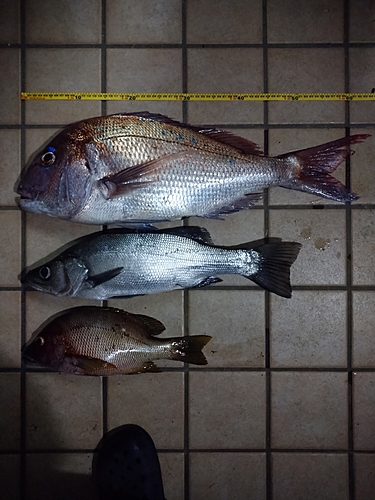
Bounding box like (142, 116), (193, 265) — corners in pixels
(162, 226), (214, 245)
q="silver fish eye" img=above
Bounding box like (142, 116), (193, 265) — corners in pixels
(41, 151), (55, 166)
(36, 336), (45, 346)
(39, 266), (51, 280)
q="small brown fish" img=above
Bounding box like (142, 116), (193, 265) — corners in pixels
(22, 306), (211, 376)
(16, 112), (370, 224)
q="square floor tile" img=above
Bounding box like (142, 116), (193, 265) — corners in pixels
(268, 48), (345, 124)
(106, 0), (181, 43)
(189, 290), (265, 367)
(349, 48), (375, 124)
(352, 209), (375, 285)
(25, 453), (95, 500)
(352, 292), (375, 368)
(158, 453), (184, 500)
(0, 211), (21, 287)
(271, 372), (348, 449)
(354, 454), (375, 500)
(350, 1), (375, 42)
(109, 292), (184, 368)
(187, 101), (264, 126)
(25, 211), (96, 267)
(268, 128), (349, 205)
(189, 371), (266, 449)
(0, 291), (21, 368)
(189, 49), (263, 93)
(351, 129), (375, 204)
(0, 0), (20, 43)
(187, 48), (264, 125)
(107, 372), (184, 449)
(267, 0), (343, 43)
(0, 374), (20, 451)
(353, 372), (375, 450)
(187, 0), (262, 43)
(269, 209), (346, 285)
(272, 453), (348, 500)
(0, 49), (20, 125)
(25, 373), (102, 450)
(190, 452), (266, 500)
(0, 454), (20, 500)
(270, 291), (347, 368)
(0, 129), (20, 206)
(25, 48), (101, 125)
(25, 0), (101, 43)
(107, 49), (182, 93)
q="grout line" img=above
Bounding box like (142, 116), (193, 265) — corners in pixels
(19, 1), (27, 498)
(262, 1), (273, 499)
(100, 0), (108, 439)
(344, 1), (355, 498)
(181, 3), (190, 499)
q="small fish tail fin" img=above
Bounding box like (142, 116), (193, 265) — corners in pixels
(243, 242), (302, 298)
(279, 134), (370, 202)
(170, 335), (212, 365)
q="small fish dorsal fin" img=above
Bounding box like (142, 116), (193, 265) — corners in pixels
(134, 314), (166, 336)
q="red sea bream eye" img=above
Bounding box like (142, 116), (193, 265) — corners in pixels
(41, 146), (56, 166)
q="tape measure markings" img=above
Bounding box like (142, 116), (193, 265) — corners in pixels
(21, 92), (375, 101)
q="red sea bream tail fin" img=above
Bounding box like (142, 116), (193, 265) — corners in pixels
(278, 134), (370, 202)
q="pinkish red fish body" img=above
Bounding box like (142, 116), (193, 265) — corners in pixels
(16, 112), (370, 224)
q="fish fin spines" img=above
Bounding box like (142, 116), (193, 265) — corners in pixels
(279, 134), (370, 202)
(244, 242), (302, 298)
(170, 335), (212, 365)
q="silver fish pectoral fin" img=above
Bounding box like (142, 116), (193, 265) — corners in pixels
(86, 267), (124, 288)
(98, 151), (188, 198)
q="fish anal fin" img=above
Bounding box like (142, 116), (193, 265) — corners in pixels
(192, 276), (222, 288)
(137, 361), (161, 373)
(100, 152), (186, 199)
(87, 267), (124, 288)
(203, 192), (263, 219)
(134, 314), (166, 335)
(71, 355), (117, 375)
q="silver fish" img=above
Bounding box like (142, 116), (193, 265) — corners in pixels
(16, 112), (370, 224)
(22, 306), (211, 375)
(23, 226), (301, 299)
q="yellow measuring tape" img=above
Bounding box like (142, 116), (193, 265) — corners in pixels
(21, 92), (375, 101)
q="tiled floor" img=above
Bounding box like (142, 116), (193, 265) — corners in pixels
(0, 1), (374, 499)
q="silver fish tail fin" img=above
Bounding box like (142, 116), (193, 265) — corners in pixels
(244, 242), (302, 298)
(169, 335), (212, 365)
(278, 134), (370, 202)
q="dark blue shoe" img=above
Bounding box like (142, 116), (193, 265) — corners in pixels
(92, 424), (166, 500)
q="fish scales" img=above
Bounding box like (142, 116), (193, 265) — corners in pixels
(22, 306), (212, 375)
(16, 112), (369, 224)
(23, 226), (302, 299)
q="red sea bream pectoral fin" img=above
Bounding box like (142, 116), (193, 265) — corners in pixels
(278, 134), (370, 202)
(99, 152), (187, 198)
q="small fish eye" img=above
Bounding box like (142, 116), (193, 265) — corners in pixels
(36, 336), (45, 346)
(39, 266), (51, 280)
(41, 151), (55, 166)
